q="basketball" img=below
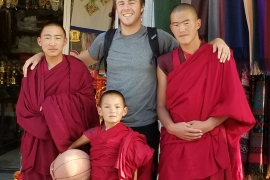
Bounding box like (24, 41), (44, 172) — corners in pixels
(50, 149), (91, 180)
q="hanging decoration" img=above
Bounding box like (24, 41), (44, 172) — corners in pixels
(84, 0), (99, 16)
(70, 30), (81, 42)
(100, 0), (110, 6)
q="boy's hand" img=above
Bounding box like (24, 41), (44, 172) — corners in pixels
(168, 122), (203, 141)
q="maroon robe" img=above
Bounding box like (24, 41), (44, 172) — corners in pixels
(16, 55), (99, 180)
(84, 122), (154, 180)
(158, 44), (255, 180)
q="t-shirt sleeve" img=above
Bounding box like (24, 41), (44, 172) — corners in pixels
(88, 32), (106, 61)
(158, 52), (173, 76)
(157, 29), (178, 55)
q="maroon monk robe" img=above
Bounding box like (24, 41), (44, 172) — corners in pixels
(84, 122), (154, 180)
(16, 55), (99, 180)
(158, 44), (255, 180)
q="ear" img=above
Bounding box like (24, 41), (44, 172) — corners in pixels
(37, 37), (42, 47)
(196, 19), (201, 30)
(63, 37), (68, 46)
(141, 4), (144, 13)
(97, 106), (102, 116)
(122, 107), (128, 117)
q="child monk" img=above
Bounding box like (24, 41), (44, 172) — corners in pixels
(68, 90), (154, 180)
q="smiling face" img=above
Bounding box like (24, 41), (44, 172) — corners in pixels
(115, 0), (144, 30)
(37, 24), (67, 59)
(98, 93), (128, 129)
(170, 9), (201, 46)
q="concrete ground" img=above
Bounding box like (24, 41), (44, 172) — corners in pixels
(0, 148), (20, 180)
(0, 172), (14, 180)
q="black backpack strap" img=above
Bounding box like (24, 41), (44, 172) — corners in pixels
(98, 28), (117, 73)
(147, 27), (159, 65)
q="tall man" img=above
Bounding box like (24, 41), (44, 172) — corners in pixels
(17, 21), (99, 180)
(22, 0), (231, 178)
(157, 4), (255, 180)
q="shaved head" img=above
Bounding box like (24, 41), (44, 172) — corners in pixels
(171, 3), (198, 20)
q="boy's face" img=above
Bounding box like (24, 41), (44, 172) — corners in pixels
(98, 94), (128, 129)
(115, 0), (144, 28)
(37, 25), (67, 58)
(170, 10), (201, 46)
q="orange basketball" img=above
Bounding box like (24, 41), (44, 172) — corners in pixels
(50, 149), (91, 180)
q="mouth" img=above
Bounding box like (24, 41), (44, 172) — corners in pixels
(179, 34), (188, 38)
(122, 13), (133, 17)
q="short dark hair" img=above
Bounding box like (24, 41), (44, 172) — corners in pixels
(171, 3), (198, 19)
(98, 90), (126, 107)
(113, 0), (145, 7)
(39, 21), (66, 37)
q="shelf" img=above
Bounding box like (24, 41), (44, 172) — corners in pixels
(17, 30), (39, 37)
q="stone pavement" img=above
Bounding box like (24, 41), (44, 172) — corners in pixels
(0, 148), (20, 180)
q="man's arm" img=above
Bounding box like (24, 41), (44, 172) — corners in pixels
(76, 50), (98, 67)
(23, 52), (44, 77)
(68, 134), (89, 150)
(209, 38), (231, 63)
(23, 50), (98, 77)
(157, 67), (203, 141)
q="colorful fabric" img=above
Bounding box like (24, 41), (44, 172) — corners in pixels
(247, 75), (270, 179)
(158, 44), (255, 180)
(225, 0), (249, 68)
(16, 55), (99, 179)
(240, 67), (251, 162)
(84, 123), (154, 180)
(191, 0), (209, 41)
(264, 1), (270, 74)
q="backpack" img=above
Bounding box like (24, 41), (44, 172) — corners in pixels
(98, 27), (160, 73)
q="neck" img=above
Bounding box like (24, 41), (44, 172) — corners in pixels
(120, 22), (142, 35)
(180, 37), (201, 54)
(104, 121), (120, 130)
(45, 54), (63, 69)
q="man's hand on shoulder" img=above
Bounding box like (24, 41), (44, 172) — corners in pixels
(209, 38), (231, 63)
(23, 52), (44, 77)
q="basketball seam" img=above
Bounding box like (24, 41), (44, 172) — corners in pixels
(55, 168), (91, 179)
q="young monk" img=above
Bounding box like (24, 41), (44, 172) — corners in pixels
(16, 21), (99, 180)
(156, 4), (255, 180)
(68, 90), (154, 180)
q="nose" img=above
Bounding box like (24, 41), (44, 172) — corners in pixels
(123, 2), (131, 10)
(49, 38), (56, 45)
(178, 24), (186, 33)
(110, 107), (116, 113)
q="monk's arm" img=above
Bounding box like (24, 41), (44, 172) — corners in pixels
(188, 116), (229, 133)
(156, 67), (203, 141)
(208, 38), (231, 63)
(68, 134), (90, 150)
